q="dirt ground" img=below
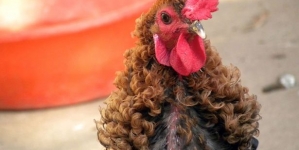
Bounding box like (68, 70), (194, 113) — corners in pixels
(1, 0), (299, 149)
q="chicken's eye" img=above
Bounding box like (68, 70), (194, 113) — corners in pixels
(161, 12), (172, 25)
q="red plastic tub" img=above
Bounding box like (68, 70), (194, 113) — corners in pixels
(0, 0), (154, 109)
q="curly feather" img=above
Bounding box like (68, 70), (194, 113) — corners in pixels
(96, 0), (261, 149)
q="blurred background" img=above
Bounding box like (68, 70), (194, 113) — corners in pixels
(0, 0), (298, 149)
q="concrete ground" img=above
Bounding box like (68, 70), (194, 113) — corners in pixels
(1, 0), (299, 149)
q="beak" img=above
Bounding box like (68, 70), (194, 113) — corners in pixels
(189, 20), (206, 39)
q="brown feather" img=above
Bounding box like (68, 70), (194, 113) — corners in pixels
(96, 0), (261, 149)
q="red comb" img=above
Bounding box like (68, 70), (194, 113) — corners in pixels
(182, 0), (219, 21)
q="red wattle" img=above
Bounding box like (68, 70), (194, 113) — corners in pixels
(169, 33), (206, 76)
(154, 34), (171, 66)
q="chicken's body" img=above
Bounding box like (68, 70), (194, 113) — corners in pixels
(97, 0), (260, 150)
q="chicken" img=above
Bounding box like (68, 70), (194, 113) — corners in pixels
(96, 0), (261, 149)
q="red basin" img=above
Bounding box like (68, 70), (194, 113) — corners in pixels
(0, 0), (154, 109)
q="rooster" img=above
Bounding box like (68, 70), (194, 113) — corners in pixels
(97, 0), (261, 150)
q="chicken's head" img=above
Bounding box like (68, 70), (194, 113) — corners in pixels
(151, 0), (218, 76)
